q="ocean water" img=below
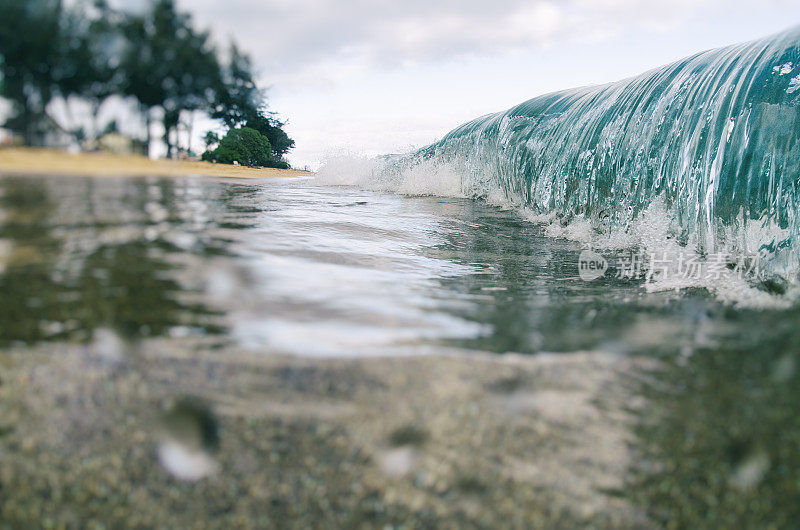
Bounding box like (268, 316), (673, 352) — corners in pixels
(320, 27), (800, 307)
(0, 174), (798, 527)
(0, 174), (685, 355)
(3, 26), (800, 529)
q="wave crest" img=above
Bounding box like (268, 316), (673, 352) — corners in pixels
(316, 28), (800, 306)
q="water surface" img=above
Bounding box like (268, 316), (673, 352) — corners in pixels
(0, 175), (797, 528)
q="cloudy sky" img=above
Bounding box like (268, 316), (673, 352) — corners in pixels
(173, 0), (799, 169)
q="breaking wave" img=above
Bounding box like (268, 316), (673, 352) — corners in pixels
(316, 27), (800, 306)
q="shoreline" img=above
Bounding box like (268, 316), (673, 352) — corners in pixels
(0, 148), (313, 179)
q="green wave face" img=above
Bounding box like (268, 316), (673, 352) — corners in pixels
(409, 27), (800, 278)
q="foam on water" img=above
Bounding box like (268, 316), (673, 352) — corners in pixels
(315, 153), (800, 308)
(315, 154), (466, 197)
(534, 200), (799, 309)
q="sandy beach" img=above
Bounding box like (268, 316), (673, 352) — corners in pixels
(0, 148), (312, 179)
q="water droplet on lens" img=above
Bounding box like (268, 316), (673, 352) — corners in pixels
(730, 451), (770, 492)
(157, 397), (219, 481)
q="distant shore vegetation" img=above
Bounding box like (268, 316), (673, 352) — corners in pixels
(0, 0), (294, 167)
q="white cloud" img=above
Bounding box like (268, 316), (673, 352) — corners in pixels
(111, 0), (800, 168)
(177, 0), (727, 86)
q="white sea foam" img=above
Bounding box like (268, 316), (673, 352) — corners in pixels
(395, 158), (465, 197)
(788, 75), (800, 94)
(313, 153), (383, 187)
(526, 199), (799, 309)
(315, 154), (474, 198)
(315, 154), (799, 309)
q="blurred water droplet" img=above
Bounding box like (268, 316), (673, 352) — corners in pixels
(378, 446), (417, 478)
(158, 397), (219, 481)
(158, 440), (218, 482)
(730, 451), (770, 491)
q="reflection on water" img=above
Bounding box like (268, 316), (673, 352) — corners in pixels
(0, 177), (225, 344)
(0, 175), (718, 354)
(0, 175), (798, 527)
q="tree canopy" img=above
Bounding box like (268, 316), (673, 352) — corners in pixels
(0, 0), (69, 145)
(201, 127), (272, 167)
(0, 0), (293, 165)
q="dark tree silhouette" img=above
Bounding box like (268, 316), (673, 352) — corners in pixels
(119, 0), (220, 157)
(0, 0), (294, 162)
(0, 0), (65, 145)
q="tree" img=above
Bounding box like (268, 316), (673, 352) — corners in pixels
(211, 43), (261, 129)
(163, 15), (220, 156)
(0, 0), (293, 161)
(0, 0), (122, 144)
(55, 0), (123, 141)
(244, 112), (295, 160)
(209, 43), (295, 162)
(201, 127), (271, 167)
(119, 0), (220, 157)
(0, 0), (64, 144)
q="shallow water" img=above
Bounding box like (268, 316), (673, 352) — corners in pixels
(1, 175), (798, 527)
(0, 174), (723, 354)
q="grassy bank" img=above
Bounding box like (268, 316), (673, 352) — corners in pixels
(0, 148), (312, 179)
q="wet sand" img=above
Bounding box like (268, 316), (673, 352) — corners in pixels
(0, 340), (655, 529)
(0, 148), (311, 179)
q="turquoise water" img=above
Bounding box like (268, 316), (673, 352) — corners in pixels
(325, 27), (800, 298)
